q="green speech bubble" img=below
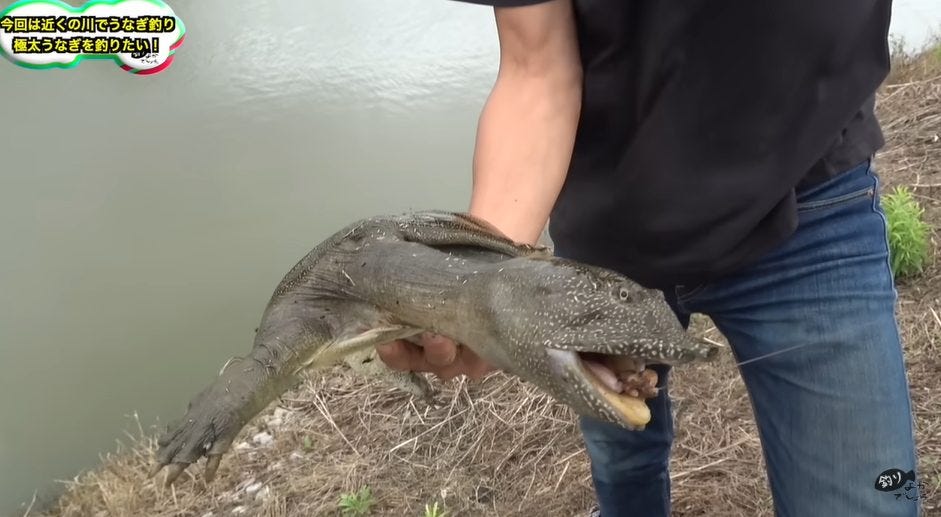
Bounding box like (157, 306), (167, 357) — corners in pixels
(0, 0), (185, 74)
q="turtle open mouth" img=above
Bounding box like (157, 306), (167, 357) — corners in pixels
(576, 352), (659, 428)
(577, 352), (659, 397)
(546, 349), (660, 428)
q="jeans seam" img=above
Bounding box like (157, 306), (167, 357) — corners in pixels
(869, 173), (897, 295)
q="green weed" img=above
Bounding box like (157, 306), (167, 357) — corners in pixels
(883, 186), (931, 279)
(338, 486), (375, 517)
(423, 501), (448, 517)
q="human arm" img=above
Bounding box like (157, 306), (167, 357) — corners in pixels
(376, 0), (582, 379)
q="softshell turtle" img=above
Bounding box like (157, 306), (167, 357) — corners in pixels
(151, 211), (717, 485)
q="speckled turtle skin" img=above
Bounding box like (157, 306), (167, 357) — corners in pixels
(151, 211), (717, 485)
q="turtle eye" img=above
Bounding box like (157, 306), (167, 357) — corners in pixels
(618, 286), (630, 302)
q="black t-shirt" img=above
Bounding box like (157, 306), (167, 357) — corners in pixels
(454, 0), (891, 288)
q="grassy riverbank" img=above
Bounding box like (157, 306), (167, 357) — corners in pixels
(23, 44), (941, 517)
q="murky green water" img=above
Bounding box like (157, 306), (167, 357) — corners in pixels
(0, 1), (937, 514)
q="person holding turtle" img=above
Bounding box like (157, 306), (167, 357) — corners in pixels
(376, 1), (920, 515)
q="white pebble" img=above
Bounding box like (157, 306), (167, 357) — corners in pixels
(254, 486), (272, 501)
(252, 431), (274, 446)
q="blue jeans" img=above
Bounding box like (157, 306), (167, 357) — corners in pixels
(563, 160), (920, 516)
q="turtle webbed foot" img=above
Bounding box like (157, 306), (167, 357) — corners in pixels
(151, 378), (247, 487)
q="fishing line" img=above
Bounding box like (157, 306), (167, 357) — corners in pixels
(733, 342), (815, 367)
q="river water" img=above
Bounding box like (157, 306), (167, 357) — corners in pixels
(0, 1), (938, 514)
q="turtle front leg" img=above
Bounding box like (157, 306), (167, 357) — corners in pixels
(151, 354), (300, 486)
(151, 321), (420, 486)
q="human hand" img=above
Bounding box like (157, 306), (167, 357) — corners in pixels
(375, 332), (496, 381)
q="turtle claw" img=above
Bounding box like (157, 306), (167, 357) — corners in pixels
(164, 463), (187, 487)
(152, 373), (253, 487)
(204, 455), (222, 483)
(148, 461), (167, 479)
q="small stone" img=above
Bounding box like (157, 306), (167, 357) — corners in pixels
(252, 431), (274, 446)
(254, 486), (272, 501)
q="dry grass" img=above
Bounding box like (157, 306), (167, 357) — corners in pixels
(24, 47), (941, 517)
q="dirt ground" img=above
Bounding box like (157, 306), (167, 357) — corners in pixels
(24, 46), (941, 517)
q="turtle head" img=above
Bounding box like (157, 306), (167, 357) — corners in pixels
(484, 256), (718, 429)
(489, 256), (716, 363)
